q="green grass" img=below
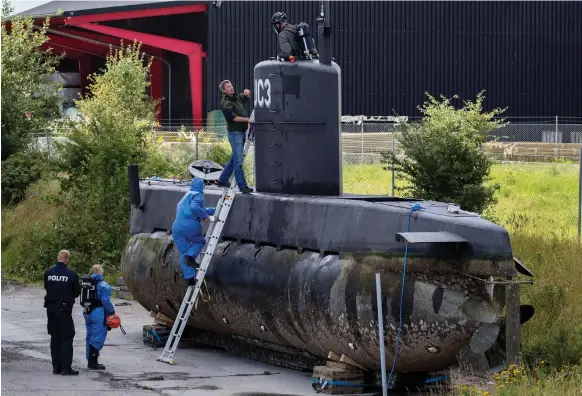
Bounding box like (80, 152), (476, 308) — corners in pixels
(490, 163), (580, 240)
(1, 178), (62, 279)
(456, 363), (582, 396)
(342, 163), (405, 195)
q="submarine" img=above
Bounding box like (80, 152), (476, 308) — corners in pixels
(121, 2), (534, 389)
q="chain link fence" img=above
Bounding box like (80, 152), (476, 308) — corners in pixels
(153, 116), (582, 165)
(30, 116), (582, 167)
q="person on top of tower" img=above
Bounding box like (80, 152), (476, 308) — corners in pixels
(271, 12), (301, 61)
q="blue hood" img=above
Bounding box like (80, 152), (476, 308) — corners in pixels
(91, 274), (104, 282)
(190, 178), (204, 194)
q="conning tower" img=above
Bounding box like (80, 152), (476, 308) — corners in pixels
(253, 1), (341, 196)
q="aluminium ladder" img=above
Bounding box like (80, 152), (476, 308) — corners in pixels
(157, 133), (254, 365)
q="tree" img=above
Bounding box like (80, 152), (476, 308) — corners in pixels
(2, 40), (185, 279)
(381, 91), (506, 213)
(42, 41), (164, 273)
(1, 7), (62, 161)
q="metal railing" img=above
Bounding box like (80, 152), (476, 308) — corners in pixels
(30, 116), (582, 164)
(151, 116), (582, 164)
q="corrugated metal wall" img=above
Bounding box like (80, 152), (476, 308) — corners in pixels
(206, 1), (581, 118)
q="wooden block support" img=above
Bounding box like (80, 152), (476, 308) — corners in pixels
(312, 365), (364, 395)
(150, 311), (174, 327)
(339, 354), (368, 371)
(327, 351), (341, 362)
(505, 281), (522, 366)
(325, 361), (360, 372)
(143, 324), (171, 348)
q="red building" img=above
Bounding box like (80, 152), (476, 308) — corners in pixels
(12, 1), (211, 125)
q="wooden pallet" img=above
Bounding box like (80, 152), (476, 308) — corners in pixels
(143, 324), (171, 348)
(312, 365), (364, 394)
(423, 369), (452, 393)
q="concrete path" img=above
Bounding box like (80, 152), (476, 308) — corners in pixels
(1, 280), (321, 396)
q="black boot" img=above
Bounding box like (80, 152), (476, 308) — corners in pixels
(87, 345), (105, 370)
(61, 368), (79, 376)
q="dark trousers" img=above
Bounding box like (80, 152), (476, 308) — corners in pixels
(46, 303), (75, 371)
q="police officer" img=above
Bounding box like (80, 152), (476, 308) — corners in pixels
(44, 250), (81, 375)
(271, 12), (301, 61)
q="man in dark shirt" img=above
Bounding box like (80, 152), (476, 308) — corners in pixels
(216, 79), (253, 194)
(271, 12), (301, 61)
(44, 250), (81, 375)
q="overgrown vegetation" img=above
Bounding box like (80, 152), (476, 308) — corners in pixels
(342, 162), (582, 393)
(381, 91), (506, 213)
(1, 2), (62, 202)
(1, 41), (182, 278)
(1, 151), (49, 205)
(455, 363), (582, 396)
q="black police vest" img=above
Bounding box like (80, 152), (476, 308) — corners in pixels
(44, 262), (78, 306)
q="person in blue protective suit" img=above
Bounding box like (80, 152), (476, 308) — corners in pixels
(83, 264), (115, 370)
(172, 177), (216, 286)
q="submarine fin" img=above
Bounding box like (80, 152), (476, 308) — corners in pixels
(456, 346), (490, 375)
(396, 231), (468, 244)
(470, 323), (501, 354)
(513, 257), (535, 277)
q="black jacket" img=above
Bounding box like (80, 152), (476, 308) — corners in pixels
(277, 23), (301, 59)
(44, 262), (81, 308)
(221, 93), (250, 132)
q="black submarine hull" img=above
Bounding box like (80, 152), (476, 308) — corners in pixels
(123, 180), (518, 373)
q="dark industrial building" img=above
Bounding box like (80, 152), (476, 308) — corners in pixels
(14, 0), (582, 123)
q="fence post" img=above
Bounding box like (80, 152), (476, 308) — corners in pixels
(195, 129), (199, 160)
(46, 128), (51, 160)
(360, 117), (364, 165)
(391, 139), (395, 196)
(578, 147), (581, 243)
(555, 115), (559, 161)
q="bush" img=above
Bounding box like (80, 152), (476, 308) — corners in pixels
(381, 91), (506, 213)
(1, 150), (49, 205)
(205, 141), (232, 165)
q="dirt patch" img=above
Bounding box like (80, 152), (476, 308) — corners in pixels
(451, 371), (497, 394)
(1, 278), (29, 293)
